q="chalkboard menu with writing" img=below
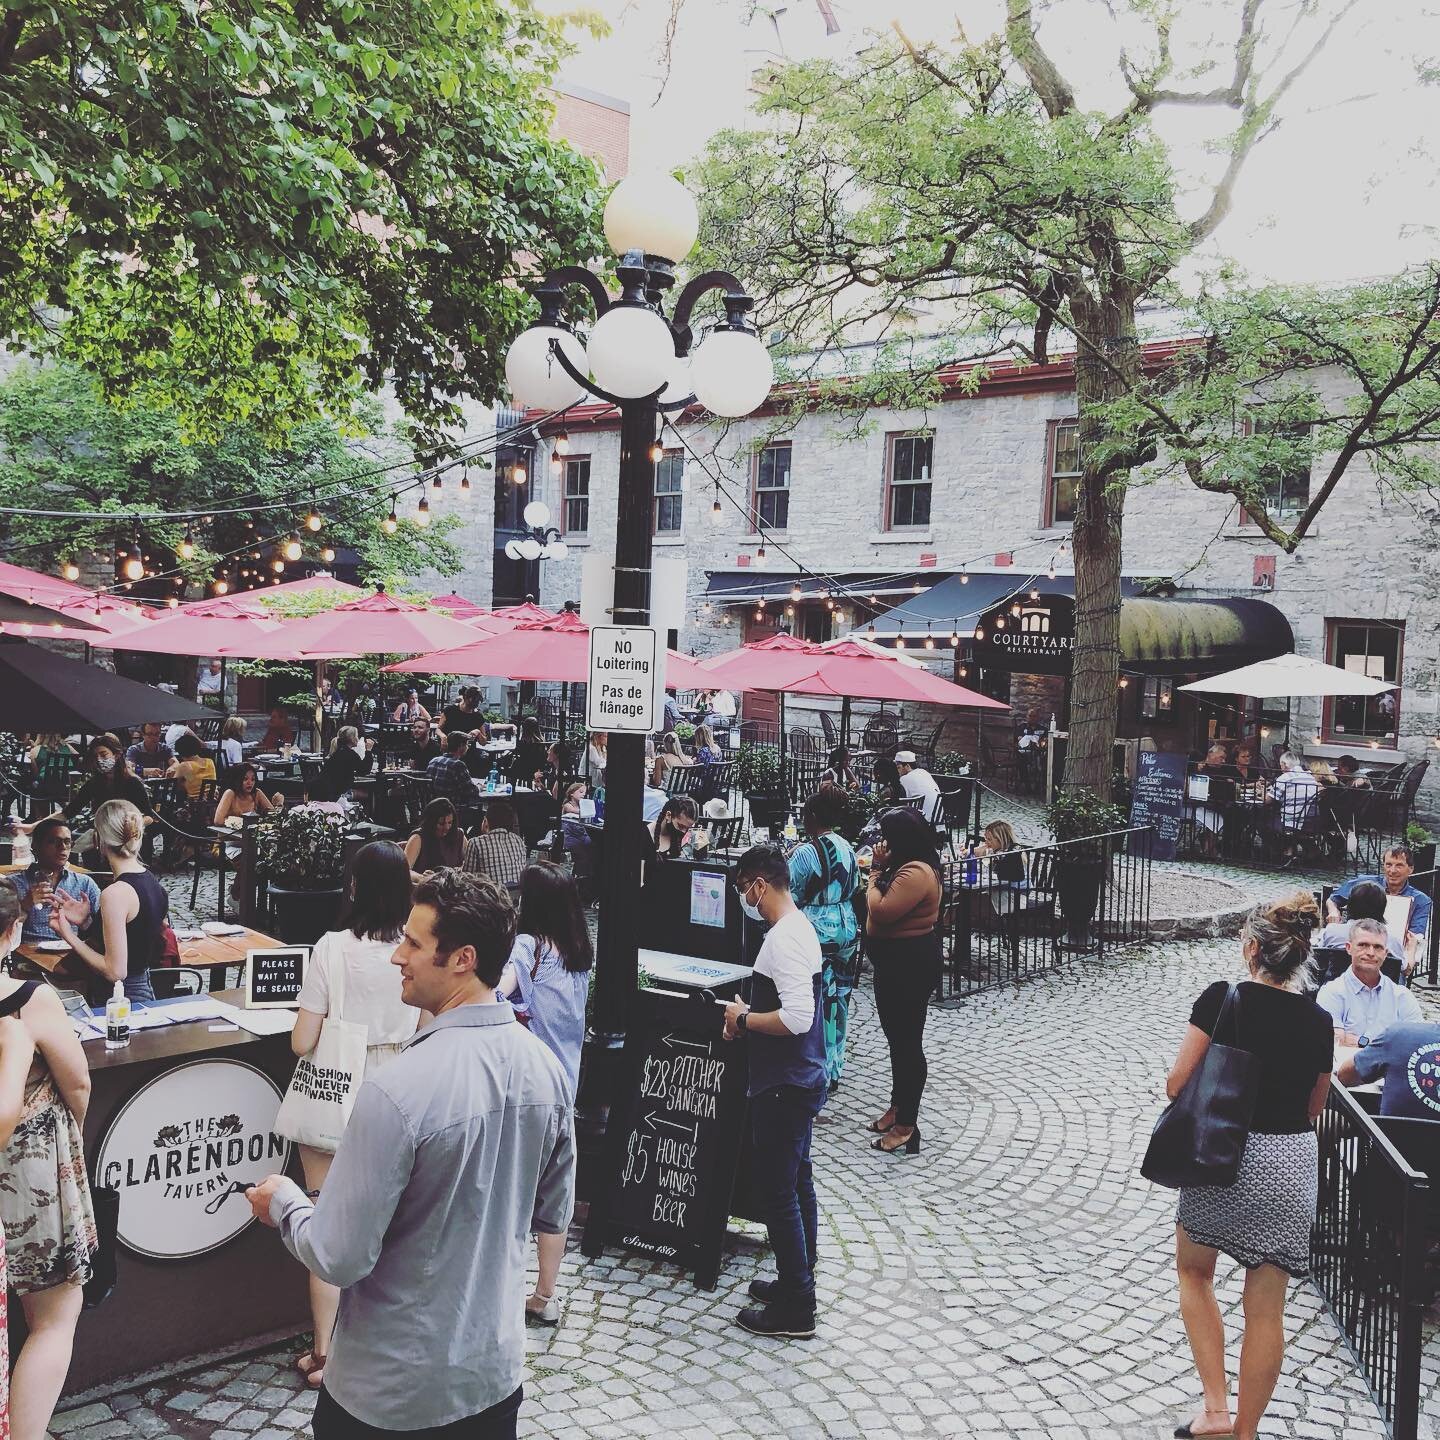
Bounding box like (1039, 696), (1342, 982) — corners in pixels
(581, 987), (750, 1289)
(1128, 751), (1188, 861)
(245, 947), (309, 1009)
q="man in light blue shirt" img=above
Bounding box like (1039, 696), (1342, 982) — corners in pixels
(1330, 845), (1432, 952)
(11, 818), (100, 942)
(1317, 918), (1422, 1046)
(248, 871), (574, 1440)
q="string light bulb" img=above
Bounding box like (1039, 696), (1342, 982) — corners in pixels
(321, 546), (336, 564)
(432, 472), (443, 490)
(511, 463), (526, 486)
(701, 600), (712, 615)
(179, 529), (195, 560)
(554, 432), (571, 456)
(958, 664), (969, 678)
(61, 561), (80, 582)
(950, 629), (960, 647)
(648, 439), (665, 463)
(166, 596), (179, 609)
(790, 584), (802, 603)
(305, 508), (323, 532)
(960, 566), (969, 585)
(754, 542), (767, 566)
(382, 505), (398, 535)
(975, 626), (985, 642)
(271, 558), (285, 573)
(895, 635), (906, 650)
(1010, 602), (1021, 617)
(122, 541), (144, 582)
(912, 580), (923, 594)
(1119, 676), (1129, 688)
(459, 472), (471, 494)
(866, 623), (877, 639)
(283, 535), (303, 562)
(416, 495), (432, 526)
(924, 625), (936, 650)
(550, 448), (563, 475)
(213, 577), (229, 596)
(995, 615), (1006, 629)
(710, 488), (724, 524)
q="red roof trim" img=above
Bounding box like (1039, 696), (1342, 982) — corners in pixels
(533, 336), (1201, 435)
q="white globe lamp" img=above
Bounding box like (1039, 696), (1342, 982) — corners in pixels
(603, 173), (699, 263)
(546, 540), (569, 562)
(518, 536), (544, 561)
(660, 353), (693, 405)
(504, 539), (523, 561)
(523, 500), (552, 529)
(587, 305), (675, 399)
(504, 325), (588, 410)
(690, 329), (774, 418)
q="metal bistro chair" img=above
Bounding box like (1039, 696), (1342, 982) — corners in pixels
(936, 778), (978, 859)
(697, 815), (747, 853)
(665, 765), (709, 797)
(191, 715), (224, 746)
(397, 773), (437, 831)
(905, 719), (948, 770)
(862, 717), (899, 758)
(979, 733), (1019, 790)
(151, 967), (207, 999)
(819, 711), (840, 750)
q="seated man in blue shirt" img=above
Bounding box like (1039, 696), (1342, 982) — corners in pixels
(426, 731), (481, 807)
(1328, 844), (1432, 970)
(1338, 1020), (1440, 1118)
(1317, 918), (1423, 1047)
(11, 816), (101, 943)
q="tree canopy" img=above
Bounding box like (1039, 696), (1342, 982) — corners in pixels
(0, 0), (606, 442)
(0, 360), (463, 594)
(693, 0), (1435, 793)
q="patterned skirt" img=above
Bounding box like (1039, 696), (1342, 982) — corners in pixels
(0, 1074), (97, 1296)
(1178, 1129), (1317, 1279)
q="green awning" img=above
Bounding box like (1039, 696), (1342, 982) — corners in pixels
(1120, 598), (1293, 677)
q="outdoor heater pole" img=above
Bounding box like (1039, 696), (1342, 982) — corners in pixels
(591, 396), (659, 1041)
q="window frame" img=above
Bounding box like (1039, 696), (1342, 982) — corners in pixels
(1043, 418), (1081, 529)
(1237, 417), (1313, 527)
(883, 432), (934, 531)
(1321, 619), (1404, 745)
(750, 441), (792, 534)
(561, 455), (591, 537)
(652, 448), (684, 537)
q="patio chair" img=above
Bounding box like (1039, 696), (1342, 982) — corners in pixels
(862, 717), (899, 756)
(906, 719), (948, 769)
(935, 778), (978, 857)
(789, 729), (819, 757)
(699, 816), (747, 851)
(979, 734), (1019, 790)
(152, 967), (207, 999)
(819, 711), (840, 750)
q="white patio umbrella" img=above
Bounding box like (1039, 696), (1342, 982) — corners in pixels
(1179, 652), (1397, 699)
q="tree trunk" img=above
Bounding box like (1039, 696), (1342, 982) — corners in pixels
(1064, 292), (1138, 798)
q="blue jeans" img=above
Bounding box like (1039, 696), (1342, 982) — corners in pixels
(750, 1083), (826, 1303)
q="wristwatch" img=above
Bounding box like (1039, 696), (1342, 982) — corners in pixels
(1357, 1035), (1370, 1049)
(736, 1011), (748, 1034)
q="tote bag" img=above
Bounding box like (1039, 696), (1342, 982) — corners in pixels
(1141, 983), (1259, 1190)
(273, 945), (368, 1153)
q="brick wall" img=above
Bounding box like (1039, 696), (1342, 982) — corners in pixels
(550, 83), (630, 181)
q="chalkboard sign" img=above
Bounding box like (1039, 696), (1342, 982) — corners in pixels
(1129, 751), (1188, 861)
(245, 947), (309, 1009)
(581, 987), (750, 1289)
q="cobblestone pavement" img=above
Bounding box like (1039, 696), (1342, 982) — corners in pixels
(54, 935), (1427, 1440)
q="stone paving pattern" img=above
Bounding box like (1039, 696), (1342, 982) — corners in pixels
(53, 930), (1440, 1439)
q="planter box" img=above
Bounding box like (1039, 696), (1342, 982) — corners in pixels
(267, 883), (343, 946)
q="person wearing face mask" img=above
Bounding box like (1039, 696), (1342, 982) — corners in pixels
(653, 797), (698, 859)
(18, 734), (155, 847)
(722, 846), (827, 1339)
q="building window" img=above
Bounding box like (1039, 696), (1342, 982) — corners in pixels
(1240, 420), (1312, 525)
(1045, 419), (1080, 526)
(886, 434), (933, 529)
(1141, 676), (1175, 721)
(753, 442), (791, 531)
(1324, 620), (1402, 744)
(653, 450), (684, 535)
(562, 457), (590, 535)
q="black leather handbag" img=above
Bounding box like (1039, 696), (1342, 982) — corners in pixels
(83, 1184), (120, 1308)
(1142, 984), (1259, 1190)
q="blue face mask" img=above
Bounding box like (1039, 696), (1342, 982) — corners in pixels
(739, 880), (765, 923)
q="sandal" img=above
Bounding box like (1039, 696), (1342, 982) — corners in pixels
(295, 1350), (322, 1377)
(867, 1110), (896, 1134)
(305, 1358), (328, 1390)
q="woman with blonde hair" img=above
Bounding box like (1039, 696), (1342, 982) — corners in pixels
(0, 877), (97, 1440)
(1166, 892), (1332, 1440)
(52, 799), (166, 1004)
(311, 724), (375, 802)
(218, 715), (247, 771)
(651, 732), (692, 788)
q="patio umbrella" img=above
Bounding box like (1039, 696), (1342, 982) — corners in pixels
(244, 588), (482, 660)
(430, 592), (486, 615)
(384, 611), (717, 689)
(38, 593), (156, 644)
(187, 574), (363, 612)
(86, 596), (288, 657)
(0, 641), (214, 733)
(490, 601), (555, 623)
(1179, 653), (1398, 698)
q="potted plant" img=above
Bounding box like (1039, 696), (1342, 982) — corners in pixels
(256, 806), (348, 944)
(734, 744), (787, 834)
(1405, 821), (1436, 875)
(1047, 788), (1126, 950)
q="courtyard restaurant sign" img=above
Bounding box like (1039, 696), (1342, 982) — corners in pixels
(974, 592), (1075, 676)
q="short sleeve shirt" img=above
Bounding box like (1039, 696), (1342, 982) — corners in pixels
(1352, 1022), (1440, 1119)
(1190, 981), (1333, 1133)
(296, 928), (421, 1047)
(1316, 969), (1423, 1042)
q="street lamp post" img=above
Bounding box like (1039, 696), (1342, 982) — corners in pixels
(504, 174), (773, 1115)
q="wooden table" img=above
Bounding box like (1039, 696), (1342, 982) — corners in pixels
(17, 926), (285, 992)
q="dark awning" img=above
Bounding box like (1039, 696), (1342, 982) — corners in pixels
(705, 569), (947, 605)
(1118, 598), (1293, 677)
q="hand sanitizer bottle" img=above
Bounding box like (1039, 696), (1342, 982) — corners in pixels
(105, 981), (130, 1049)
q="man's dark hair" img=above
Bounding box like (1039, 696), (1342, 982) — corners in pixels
(31, 814), (72, 852)
(735, 844), (789, 890)
(485, 801), (517, 832)
(1343, 881), (1387, 923)
(803, 782), (848, 833)
(1385, 844), (1414, 867)
(446, 729), (469, 756)
(1336, 754), (1360, 774)
(413, 869), (515, 988)
(174, 732), (204, 759)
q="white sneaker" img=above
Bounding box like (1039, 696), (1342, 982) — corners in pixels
(526, 1292), (560, 1326)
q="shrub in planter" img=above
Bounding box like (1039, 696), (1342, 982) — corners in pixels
(734, 744), (786, 833)
(256, 806), (348, 944)
(1047, 788), (1126, 948)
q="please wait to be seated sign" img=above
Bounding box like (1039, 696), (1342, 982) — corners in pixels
(587, 625), (665, 733)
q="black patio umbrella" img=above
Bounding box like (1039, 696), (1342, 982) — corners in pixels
(0, 641), (213, 735)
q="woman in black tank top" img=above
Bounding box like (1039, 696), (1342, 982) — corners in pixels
(52, 799), (166, 1004)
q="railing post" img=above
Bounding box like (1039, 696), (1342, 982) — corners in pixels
(1393, 1169), (1427, 1440)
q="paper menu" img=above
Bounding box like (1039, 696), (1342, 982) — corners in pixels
(212, 1003), (297, 1036)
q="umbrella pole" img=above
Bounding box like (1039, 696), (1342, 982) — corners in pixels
(779, 690), (787, 766)
(841, 695), (851, 751)
(314, 661), (324, 753)
(560, 681), (569, 752)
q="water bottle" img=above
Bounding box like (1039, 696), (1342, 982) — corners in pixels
(105, 981), (131, 1049)
(486, 769), (495, 793)
(964, 842), (979, 888)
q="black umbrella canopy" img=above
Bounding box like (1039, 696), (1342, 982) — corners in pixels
(0, 642), (213, 735)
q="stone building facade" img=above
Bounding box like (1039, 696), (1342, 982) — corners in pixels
(517, 344), (1440, 818)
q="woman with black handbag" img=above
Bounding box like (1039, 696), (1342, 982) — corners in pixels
(1165, 893), (1332, 1440)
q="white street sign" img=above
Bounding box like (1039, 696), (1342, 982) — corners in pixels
(587, 625), (664, 732)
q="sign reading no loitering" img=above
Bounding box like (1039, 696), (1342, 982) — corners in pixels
(587, 625), (664, 733)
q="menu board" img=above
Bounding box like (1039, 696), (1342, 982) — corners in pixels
(581, 987), (749, 1289)
(244, 947), (309, 1009)
(1129, 751), (1188, 860)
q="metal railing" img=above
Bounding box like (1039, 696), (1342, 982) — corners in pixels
(1310, 1083), (1429, 1440)
(937, 826), (1153, 1001)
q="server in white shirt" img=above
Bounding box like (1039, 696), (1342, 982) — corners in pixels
(894, 750), (942, 823)
(723, 845), (827, 1339)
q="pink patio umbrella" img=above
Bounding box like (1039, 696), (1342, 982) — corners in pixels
(384, 610), (717, 689)
(85, 596), (290, 658)
(0, 561), (114, 632)
(489, 601), (555, 623)
(34, 592), (154, 643)
(429, 591), (486, 616)
(185, 574), (363, 612)
(245, 587), (483, 660)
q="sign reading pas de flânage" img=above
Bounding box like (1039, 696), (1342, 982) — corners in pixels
(587, 625), (665, 733)
(95, 1059), (291, 1260)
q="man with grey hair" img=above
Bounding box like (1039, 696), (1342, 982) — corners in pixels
(1317, 916), (1422, 1048)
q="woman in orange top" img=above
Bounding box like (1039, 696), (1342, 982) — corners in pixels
(864, 806), (943, 1156)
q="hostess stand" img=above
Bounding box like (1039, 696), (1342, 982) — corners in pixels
(582, 853), (770, 1289)
(10, 950), (312, 1396)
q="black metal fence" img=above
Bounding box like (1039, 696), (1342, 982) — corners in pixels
(1311, 1083), (1429, 1440)
(938, 826), (1153, 1000)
